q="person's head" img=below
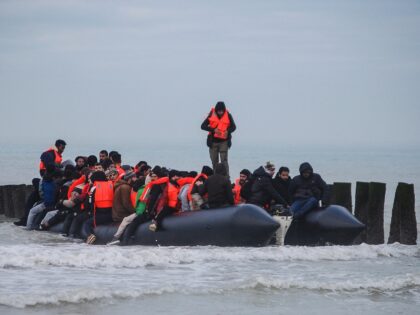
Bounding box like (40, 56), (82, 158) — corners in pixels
(215, 163), (227, 176)
(90, 171), (107, 183)
(94, 163), (104, 172)
(169, 169), (180, 181)
(101, 158), (113, 171)
(108, 151), (118, 161)
(55, 139), (66, 154)
(201, 165), (214, 177)
(152, 166), (164, 178)
(112, 152), (122, 165)
(189, 171), (198, 178)
(278, 166), (290, 181)
(138, 164), (151, 176)
(123, 170), (137, 184)
(136, 161), (148, 169)
(239, 169), (251, 185)
(105, 169), (118, 181)
(215, 101), (226, 117)
(64, 164), (76, 179)
(132, 177), (146, 192)
(87, 155), (98, 168)
(299, 162), (313, 179)
(75, 156), (87, 169)
(264, 161), (276, 177)
(99, 150), (108, 162)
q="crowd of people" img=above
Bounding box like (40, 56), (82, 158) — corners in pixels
(14, 138), (329, 246)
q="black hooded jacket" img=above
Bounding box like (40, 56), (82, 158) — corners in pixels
(272, 174), (291, 205)
(289, 162), (329, 205)
(248, 166), (286, 207)
(199, 164), (234, 208)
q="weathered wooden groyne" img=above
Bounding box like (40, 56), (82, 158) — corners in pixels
(1, 182), (417, 245)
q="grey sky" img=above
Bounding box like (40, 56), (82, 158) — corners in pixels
(0, 0), (419, 148)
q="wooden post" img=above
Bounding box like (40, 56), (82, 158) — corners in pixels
(11, 185), (27, 219)
(354, 182), (369, 244)
(330, 182), (352, 213)
(3, 185), (16, 218)
(366, 182), (386, 244)
(0, 186), (4, 215)
(388, 183), (417, 245)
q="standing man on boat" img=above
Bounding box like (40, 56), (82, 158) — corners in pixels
(39, 139), (66, 176)
(201, 102), (236, 178)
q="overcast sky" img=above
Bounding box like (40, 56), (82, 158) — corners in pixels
(0, 0), (419, 148)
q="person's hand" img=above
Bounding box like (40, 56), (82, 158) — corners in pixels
(196, 180), (203, 186)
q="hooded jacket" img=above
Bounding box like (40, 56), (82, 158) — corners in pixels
(272, 173), (291, 205)
(289, 162), (329, 204)
(112, 179), (136, 222)
(199, 164), (234, 208)
(248, 166), (286, 207)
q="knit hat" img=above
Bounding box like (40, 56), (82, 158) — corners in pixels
(240, 169), (251, 178)
(215, 101), (226, 112)
(201, 166), (214, 177)
(123, 170), (136, 181)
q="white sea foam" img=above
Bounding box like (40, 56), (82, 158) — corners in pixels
(1, 273), (419, 308)
(0, 243), (418, 269)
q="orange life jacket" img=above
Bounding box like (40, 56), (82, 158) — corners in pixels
(167, 182), (180, 209)
(67, 175), (86, 199)
(39, 147), (62, 171)
(131, 189), (138, 208)
(139, 177), (169, 204)
(233, 178), (242, 205)
(93, 181), (114, 209)
(187, 174), (208, 201)
(208, 107), (231, 140)
(116, 165), (125, 176)
(177, 177), (194, 187)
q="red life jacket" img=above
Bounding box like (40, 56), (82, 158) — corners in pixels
(208, 107), (231, 140)
(167, 182), (180, 209)
(93, 181), (114, 209)
(130, 189), (138, 208)
(139, 177), (169, 204)
(39, 147), (62, 171)
(233, 178), (242, 205)
(67, 175), (86, 199)
(177, 177), (194, 187)
(187, 174), (208, 201)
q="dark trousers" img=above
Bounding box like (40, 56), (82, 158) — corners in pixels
(155, 206), (177, 229)
(82, 209), (113, 237)
(69, 211), (90, 237)
(123, 212), (150, 245)
(290, 197), (318, 219)
(209, 141), (229, 177)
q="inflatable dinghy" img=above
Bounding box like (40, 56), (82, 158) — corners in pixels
(48, 204), (364, 246)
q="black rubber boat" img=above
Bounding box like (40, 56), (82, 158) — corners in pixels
(48, 204), (364, 246)
(284, 205), (365, 245)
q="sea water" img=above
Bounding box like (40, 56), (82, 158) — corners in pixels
(0, 143), (419, 314)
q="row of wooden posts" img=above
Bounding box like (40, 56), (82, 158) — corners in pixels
(0, 182), (417, 245)
(329, 182), (417, 245)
